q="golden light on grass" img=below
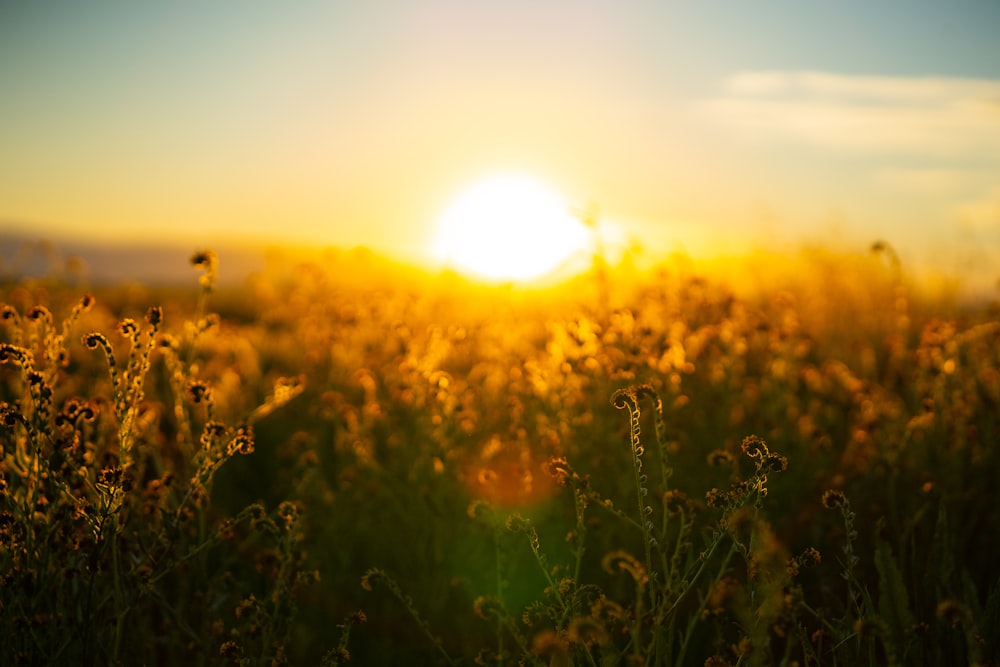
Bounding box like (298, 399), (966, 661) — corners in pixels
(430, 173), (593, 282)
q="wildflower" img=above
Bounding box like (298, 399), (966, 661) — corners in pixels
(98, 466), (123, 488)
(473, 595), (503, 620)
(186, 380), (211, 404)
(568, 616), (607, 647)
(821, 489), (847, 509)
(76, 400), (97, 422)
(530, 630), (569, 662)
(158, 333), (179, 350)
(191, 250), (217, 269)
(119, 318), (139, 338)
(26, 305), (52, 322)
(787, 547), (822, 577)
(235, 594), (260, 620)
(800, 546), (821, 567)
(705, 487), (727, 508)
(542, 456), (572, 485)
(200, 421), (227, 448)
(219, 640), (243, 661)
(191, 250), (219, 291)
(602, 550), (648, 585)
(765, 453), (788, 473)
(325, 647), (351, 664)
(663, 489), (691, 516)
(936, 600), (972, 628)
(0, 343), (29, 364)
(146, 305), (163, 327)
(360, 568), (384, 592)
(707, 449), (734, 467)
(505, 513), (530, 534)
(227, 428), (255, 456)
(277, 500), (299, 528)
(740, 435), (769, 459)
(704, 657), (732, 667)
(82, 332), (108, 350)
(706, 575), (740, 612)
(466, 500), (492, 521)
(733, 636), (753, 658)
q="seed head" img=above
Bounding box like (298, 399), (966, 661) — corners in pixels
(27, 306), (51, 323)
(119, 318), (139, 338)
(765, 453), (788, 473)
(707, 449), (734, 467)
(822, 489), (847, 510)
(186, 381), (211, 404)
(663, 489), (691, 516)
(740, 435), (769, 459)
(0, 343), (28, 364)
(83, 333), (108, 350)
(936, 600), (972, 628)
(146, 306), (163, 327)
(0, 403), (23, 427)
(227, 428), (255, 456)
(799, 547), (821, 567)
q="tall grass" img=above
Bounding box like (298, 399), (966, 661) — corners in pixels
(2, 245), (999, 665)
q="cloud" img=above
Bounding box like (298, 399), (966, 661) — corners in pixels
(704, 71), (1000, 158)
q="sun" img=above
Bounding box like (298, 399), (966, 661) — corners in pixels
(431, 174), (593, 282)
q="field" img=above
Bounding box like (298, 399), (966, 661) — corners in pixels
(2, 245), (999, 666)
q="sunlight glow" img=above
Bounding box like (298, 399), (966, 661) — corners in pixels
(431, 174), (593, 282)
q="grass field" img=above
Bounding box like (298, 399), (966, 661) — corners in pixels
(2, 245), (998, 666)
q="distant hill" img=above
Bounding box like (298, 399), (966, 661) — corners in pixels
(0, 230), (449, 291)
(0, 232), (274, 287)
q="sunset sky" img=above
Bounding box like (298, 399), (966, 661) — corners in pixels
(2, 1), (999, 284)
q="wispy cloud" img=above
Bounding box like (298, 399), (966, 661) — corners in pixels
(704, 71), (1000, 158)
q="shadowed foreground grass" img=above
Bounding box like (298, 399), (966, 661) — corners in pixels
(2, 246), (998, 666)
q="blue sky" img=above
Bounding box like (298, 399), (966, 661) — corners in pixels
(2, 1), (999, 287)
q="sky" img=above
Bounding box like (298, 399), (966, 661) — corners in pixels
(2, 1), (999, 287)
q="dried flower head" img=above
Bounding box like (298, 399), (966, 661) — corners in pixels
(822, 489), (847, 510)
(146, 305), (163, 327)
(83, 333), (108, 350)
(663, 489), (691, 516)
(27, 305), (52, 323)
(0, 403), (24, 428)
(277, 500), (299, 528)
(542, 456), (573, 486)
(227, 428), (255, 456)
(765, 453), (788, 473)
(601, 550), (648, 585)
(740, 435), (769, 459)
(186, 381), (211, 404)
(0, 343), (29, 364)
(191, 250), (219, 291)
(707, 449), (734, 467)
(119, 318), (139, 338)
(936, 600), (972, 628)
